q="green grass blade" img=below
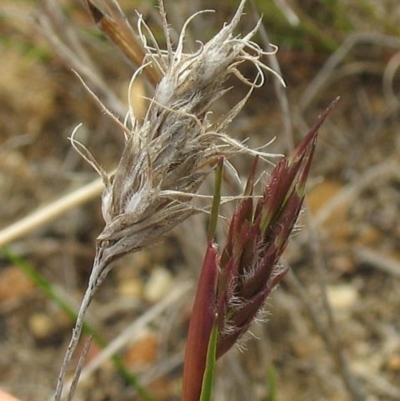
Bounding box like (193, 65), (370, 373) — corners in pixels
(207, 158), (224, 242)
(199, 317), (218, 401)
(266, 364), (278, 401)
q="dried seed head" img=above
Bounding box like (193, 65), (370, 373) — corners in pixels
(77, 0), (282, 269)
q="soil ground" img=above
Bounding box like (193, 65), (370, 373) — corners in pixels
(1, 1), (400, 401)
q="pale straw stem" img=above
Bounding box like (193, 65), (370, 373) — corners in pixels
(0, 178), (104, 248)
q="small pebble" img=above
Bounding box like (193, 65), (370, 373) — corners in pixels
(143, 266), (173, 303)
(29, 312), (54, 340)
(0, 389), (22, 401)
(326, 284), (358, 311)
(117, 278), (143, 298)
(386, 354), (400, 371)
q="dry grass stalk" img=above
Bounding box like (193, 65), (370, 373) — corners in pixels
(54, 0), (283, 399)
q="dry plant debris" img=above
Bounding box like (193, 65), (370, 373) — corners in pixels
(0, 0), (399, 401)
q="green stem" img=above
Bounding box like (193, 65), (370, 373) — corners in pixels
(199, 317), (219, 401)
(207, 158), (224, 242)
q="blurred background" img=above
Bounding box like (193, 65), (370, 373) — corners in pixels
(0, 1), (399, 400)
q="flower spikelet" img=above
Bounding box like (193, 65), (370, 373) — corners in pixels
(91, 0), (281, 270)
(182, 102), (336, 401)
(215, 103), (336, 357)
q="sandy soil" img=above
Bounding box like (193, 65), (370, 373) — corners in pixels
(0, 1), (399, 401)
